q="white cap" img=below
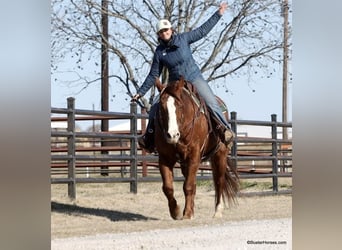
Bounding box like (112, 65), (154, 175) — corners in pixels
(156, 19), (172, 33)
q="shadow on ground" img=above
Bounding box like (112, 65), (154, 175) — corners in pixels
(51, 201), (158, 222)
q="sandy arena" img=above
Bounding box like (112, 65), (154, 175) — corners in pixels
(51, 181), (292, 249)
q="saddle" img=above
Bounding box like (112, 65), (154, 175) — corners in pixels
(182, 81), (229, 134)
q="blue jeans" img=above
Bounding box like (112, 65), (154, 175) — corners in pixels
(191, 76), (231, 129)
(147, 76), (230, 130)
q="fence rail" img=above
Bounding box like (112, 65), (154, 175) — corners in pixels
(51, 97), (292, 199)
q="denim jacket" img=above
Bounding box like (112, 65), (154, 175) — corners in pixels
(137, 11), (222, 96)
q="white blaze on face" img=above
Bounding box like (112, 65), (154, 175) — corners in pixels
(166, 96), (180, 144)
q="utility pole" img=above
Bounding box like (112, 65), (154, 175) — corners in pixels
(101, 0), (109, 176)
(282, 0), (289, 140)
(101, 0), (109, 130)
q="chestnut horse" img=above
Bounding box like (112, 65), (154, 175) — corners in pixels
(155, 77), (239, 219)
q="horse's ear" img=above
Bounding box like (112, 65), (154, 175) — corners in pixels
(155, 78), (164, 92)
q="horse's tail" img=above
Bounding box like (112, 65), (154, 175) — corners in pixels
(225, 158), (240, 205)
(211, 156), (240, 207)
(224, 159), (239, 206)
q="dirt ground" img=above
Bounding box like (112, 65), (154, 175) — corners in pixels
(51, 179), (292, 240)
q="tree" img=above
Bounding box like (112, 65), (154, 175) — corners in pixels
(51, 0), (290, 110)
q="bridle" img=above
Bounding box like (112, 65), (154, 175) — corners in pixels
(157, 86), (205, 147)
(156, 83), (221, 161)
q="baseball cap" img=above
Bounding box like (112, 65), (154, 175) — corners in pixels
(156, 19), (172, 33)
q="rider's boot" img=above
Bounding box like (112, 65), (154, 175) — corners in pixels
(211, 115), (235, 150)
(223, 128), (235, 150)
(138, 118), (156, 153)
(215, 124), (235, 149)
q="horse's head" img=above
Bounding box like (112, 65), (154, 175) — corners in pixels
(156, 76), (186, 144)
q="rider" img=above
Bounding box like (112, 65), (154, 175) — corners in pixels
(132, 2), (234, 153)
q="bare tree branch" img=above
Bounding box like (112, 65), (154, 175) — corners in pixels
(51, 0), (291, 108)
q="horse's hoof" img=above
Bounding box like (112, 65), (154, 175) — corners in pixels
(182, 216), (194, 220)
(170, 205), (182, 220)
(171, 213), (183, 220)
(182, 213), (194, 220)
(213, 203), (224, 218)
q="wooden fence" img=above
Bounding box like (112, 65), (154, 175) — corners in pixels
(51, 97), (292, 199)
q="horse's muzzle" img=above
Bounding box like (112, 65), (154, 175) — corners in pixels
(166, 130), (180, 144)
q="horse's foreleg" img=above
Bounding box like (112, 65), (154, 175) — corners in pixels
(182, 162), (198, 219)
(159, 163), (182, 220)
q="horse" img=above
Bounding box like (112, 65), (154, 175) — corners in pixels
(154, 76), (239, 220)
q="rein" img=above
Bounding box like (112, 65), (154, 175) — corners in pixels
(178, 85), (221, 160)
(179, 87), (202, 145)
(156, 86), (200, 146)
(156, 80), (222, 162)
(157, 84), (209, 150)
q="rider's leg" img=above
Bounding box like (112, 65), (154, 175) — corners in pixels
(192, 76), (235, 147)
(210, 113), (235, 149)
(138, 103), (157, 153)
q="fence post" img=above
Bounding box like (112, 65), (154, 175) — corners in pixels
(230, 111), (238, 161)
(271, 114), (278, 193)
(141, 107), (148, 177)
(67, 97), (76, 199)
(130, 102), (138, 193)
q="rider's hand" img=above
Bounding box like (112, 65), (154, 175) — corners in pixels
(218, 2), (228, 15)
(131, 94), (141, 102)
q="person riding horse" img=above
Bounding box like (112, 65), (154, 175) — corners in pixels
(132, 2), (234, 153)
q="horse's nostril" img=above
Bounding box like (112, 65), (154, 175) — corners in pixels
(176, 132), (180, 137)
(166, 133), (172, 139)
